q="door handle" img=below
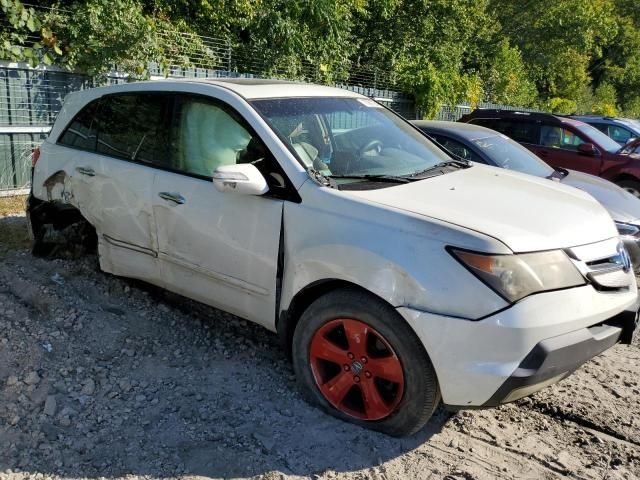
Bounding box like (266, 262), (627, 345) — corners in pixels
(76, 166), (95, 176)
(158, 192), (186, 205)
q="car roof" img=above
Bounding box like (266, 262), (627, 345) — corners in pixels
(412, 120), (501, 140)
(76, 78), (364, 100)
(570, 115), (640, 129)
(461, 109), (589, 128)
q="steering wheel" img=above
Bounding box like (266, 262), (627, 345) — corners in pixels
(359, 139), (383, 157)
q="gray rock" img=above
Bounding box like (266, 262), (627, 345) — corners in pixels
(43, 395), (57, 416)
(24, 371), (40, 385)
(80, 378), (96, 396)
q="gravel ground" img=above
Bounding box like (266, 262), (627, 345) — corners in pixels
(1, 213), (639, 480)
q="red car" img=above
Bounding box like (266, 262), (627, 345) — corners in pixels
(459, 110), (640, 198)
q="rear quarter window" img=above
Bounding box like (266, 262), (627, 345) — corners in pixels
(57, 99), (100, 151)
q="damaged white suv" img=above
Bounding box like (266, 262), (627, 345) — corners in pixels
(28, 79), (639, 436)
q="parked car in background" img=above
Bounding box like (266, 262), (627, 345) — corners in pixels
(459, 110), (640, 198)
(413, 120), (640, 273)
(569, 116), (640, 146)
(28, 80), (639, 436)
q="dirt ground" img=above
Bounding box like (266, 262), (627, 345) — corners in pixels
(0, 210), (639, 480)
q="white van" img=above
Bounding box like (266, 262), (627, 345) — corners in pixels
(28, 79), (639, 436)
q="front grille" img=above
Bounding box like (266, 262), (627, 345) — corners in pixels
(588, 267), (632, 289)
(566, 238), (634, 291)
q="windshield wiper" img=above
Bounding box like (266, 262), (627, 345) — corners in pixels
(409, 159), (471, 177)
(328, 174), (411, 184)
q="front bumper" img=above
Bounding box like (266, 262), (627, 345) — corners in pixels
(398, 284), (638, 407)
(482, 304), (638, 406)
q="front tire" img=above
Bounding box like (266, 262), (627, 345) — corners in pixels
(292, 288), (440, 436)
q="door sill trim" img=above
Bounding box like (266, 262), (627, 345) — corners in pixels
(103, 234), (157, 257)
(158, 251), (269, 296)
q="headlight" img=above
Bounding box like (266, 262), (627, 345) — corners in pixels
(450, 248), (585, 302)
(615, 221), (640, 237)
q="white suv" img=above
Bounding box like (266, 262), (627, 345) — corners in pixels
(28, 79), (639, 436)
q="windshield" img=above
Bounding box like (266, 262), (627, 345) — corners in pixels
(620, 138), (640, 155)
(573, 123), (621, 153)
(472, 134), (554, 177)
(250, 97), (451, 180)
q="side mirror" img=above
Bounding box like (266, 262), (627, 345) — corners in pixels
(578, 143), (598, 156)
(212, 164), (268, 195)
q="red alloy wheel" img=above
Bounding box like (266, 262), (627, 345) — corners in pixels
(309, 318), (405, 421)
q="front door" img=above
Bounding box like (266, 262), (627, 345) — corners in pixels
(152, 94), (283, 326)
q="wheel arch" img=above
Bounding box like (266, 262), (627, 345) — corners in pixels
(28, 195), (97, 256)
(612, 172), (640, 183)
(277, 279), (389, 358)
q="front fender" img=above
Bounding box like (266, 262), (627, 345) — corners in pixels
(280, 183), (510, 322)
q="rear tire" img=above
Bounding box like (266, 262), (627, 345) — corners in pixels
(617, 179), (640, 199)
(292, 288), (440, 436)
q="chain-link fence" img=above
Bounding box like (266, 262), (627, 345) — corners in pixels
(0, 15), (537, 193)
(0, 60), (416, 193)
(0, 63), (128, 193)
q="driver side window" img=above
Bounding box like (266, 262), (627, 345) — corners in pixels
(540, 125), (586, 151)
(171, 96), (253, 177)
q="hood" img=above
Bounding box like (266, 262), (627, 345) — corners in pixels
(561, 170), (640, 224)
(347, 164), (618, 253)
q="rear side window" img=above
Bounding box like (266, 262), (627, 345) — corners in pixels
(58, 100), (100, 151)
(94, 93), (172, 165)
(592, 123), (609, 134)
(469, 118), (538, 144)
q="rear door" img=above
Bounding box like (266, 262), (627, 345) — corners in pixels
(61, 92), (172, 282)
(535, 123), (602, 175)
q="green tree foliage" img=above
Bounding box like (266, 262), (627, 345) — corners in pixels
(352, 0), (493, 116)
(52, 0), (154, 76)
(0, 0), (59, 66)
(2, 0), (640, 117)
(482, 39), (537, 107)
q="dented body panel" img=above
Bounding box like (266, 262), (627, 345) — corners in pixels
(279, 179), (511, 323)
(35, 141), (161, 284)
